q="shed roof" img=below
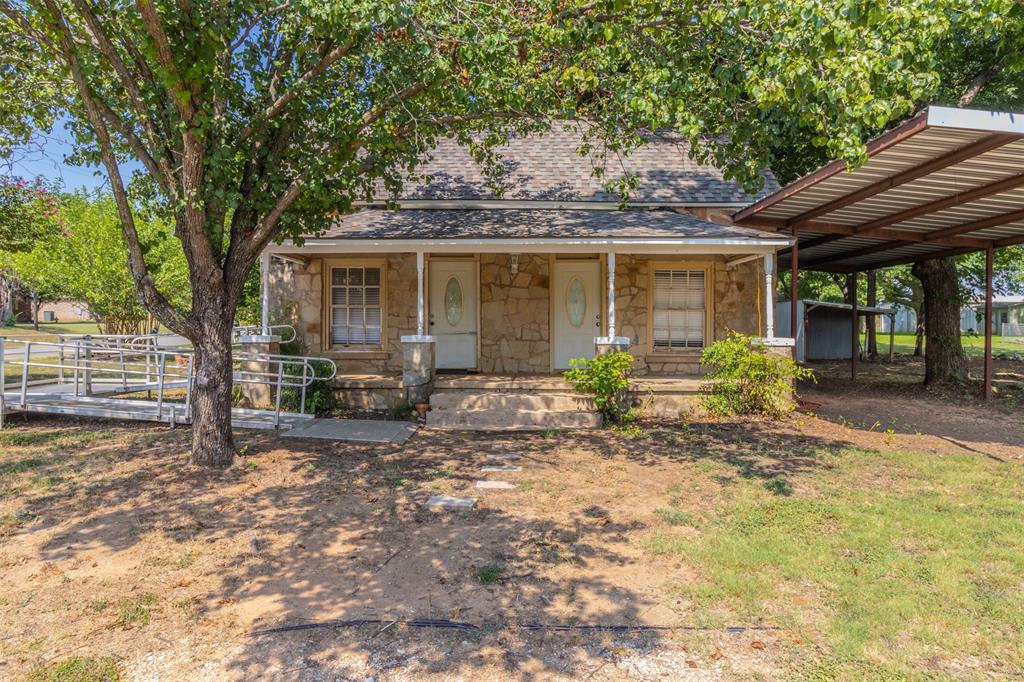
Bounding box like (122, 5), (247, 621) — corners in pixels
(733, 106), (1024, 272)
(372, 127), (779, 205)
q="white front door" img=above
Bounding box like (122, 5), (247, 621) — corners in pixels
(552, 260), (601, 370)
(429, 259), (478, 369)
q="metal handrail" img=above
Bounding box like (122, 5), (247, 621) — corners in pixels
(0, 336), (337, 427)
(233, 324), (297, 344)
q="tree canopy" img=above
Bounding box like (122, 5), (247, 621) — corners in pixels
(1, 0), (1020, 462)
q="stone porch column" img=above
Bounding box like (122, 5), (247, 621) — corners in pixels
(595, 251), (630, 355)
(402, 252), (436, 405)
(237, 333), (280, 408)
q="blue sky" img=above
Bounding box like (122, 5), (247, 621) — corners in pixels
(6, 119), (141, 192)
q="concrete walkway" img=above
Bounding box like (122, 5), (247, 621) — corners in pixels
(282, 418), (417, 444)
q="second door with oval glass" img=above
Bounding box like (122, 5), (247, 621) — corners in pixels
(552, 260), (601, 369)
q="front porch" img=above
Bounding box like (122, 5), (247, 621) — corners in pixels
(331, 371), (708, 423)
(261, 207), (795, 427)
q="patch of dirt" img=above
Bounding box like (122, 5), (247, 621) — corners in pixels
(0, 376), (1020, 680)
(800, 355), (1024, 461)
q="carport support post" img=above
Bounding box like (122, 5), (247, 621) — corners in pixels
(849, 272), (858, 380)
(790, 229), (799, 343)
(984, 245), (994, 401)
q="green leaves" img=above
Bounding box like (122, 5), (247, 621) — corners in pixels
(701, 332), (815, 419)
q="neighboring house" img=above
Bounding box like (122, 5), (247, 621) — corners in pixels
(13, 298), (93, 324)
(963, 296), (1024, 336)
(262, 126), (793, 423)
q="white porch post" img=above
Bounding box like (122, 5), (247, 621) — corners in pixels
(260, 250), (270, 334)
(763, 253), (775, 339)
(595, 251), (629, 356)
(416, 251), (426, 337)
(607, 251), (616, 339)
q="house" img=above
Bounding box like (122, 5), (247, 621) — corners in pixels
(964, 296), (1024, 336)
(261, 126), (794, 426)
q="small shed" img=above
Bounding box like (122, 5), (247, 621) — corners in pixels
(776, 299), (895, 363)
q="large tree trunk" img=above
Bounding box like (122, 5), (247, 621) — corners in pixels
(914, 306), (925, 356)
(912, 257), (968, 384)
(189, 298), (237, 466)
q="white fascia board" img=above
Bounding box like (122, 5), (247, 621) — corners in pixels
(351, 199), (749, 210)
(265, 236), (793, 256)
(927, 106), (1024, 135)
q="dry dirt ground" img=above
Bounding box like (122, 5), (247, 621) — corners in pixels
(802, 355), (1024, 460)
(1, 367), (1021, 681)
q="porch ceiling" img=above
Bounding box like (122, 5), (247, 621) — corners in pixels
(733, 106), (1024, 272)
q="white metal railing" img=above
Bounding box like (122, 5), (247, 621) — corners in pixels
(233, 324), (297, 344)
(1001, 323), (1024, 338)
(0, 335), (335, 428)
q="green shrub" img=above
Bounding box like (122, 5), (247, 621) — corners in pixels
(279, 359), (335, 415)
(700, 332), (813, 419)
(563, 351), (635, 423)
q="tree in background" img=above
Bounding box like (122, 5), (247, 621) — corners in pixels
(769, 1), (1024, 382)
(1, 1), (1012, 463)
(0, 174), (61, 323)
(2, 193), (189, 334)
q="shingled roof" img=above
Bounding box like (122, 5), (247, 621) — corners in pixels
(316, 208), (789, 242)
(374, 127), (779, 205)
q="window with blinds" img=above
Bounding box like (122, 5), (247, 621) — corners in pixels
(329, 266), (382, 346)
(652, 269), (706, 350)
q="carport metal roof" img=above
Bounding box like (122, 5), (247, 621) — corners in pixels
(733, 106), (1024, 273)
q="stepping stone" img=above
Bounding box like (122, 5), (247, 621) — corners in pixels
(425, 495), (477, 511)
(481, 465), (522, 473)
(485, 453), (522, 461)
(475, 480), (516, 490)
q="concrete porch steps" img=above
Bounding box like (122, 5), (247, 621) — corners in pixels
(426, 407), (601, 431)
(428, 391), (595, 412)
(426, 374), (603, 431)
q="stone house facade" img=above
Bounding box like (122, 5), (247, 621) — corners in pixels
(262, 126), (794, 410)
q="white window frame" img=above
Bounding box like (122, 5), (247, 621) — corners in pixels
(648, 261), (713, 352)
(323, 259), (386, 350)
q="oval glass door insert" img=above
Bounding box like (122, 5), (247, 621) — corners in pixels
(444, 276), (463, 325)
(566, 276), (586, 328)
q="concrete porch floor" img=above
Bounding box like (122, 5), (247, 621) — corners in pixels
(333, 372), (705, 392)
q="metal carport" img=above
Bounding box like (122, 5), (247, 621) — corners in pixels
(733, 106), (1024, 399)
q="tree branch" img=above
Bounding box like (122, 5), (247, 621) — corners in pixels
(238, 39), (358, 142)
(135, 0), (195, 122)
(38, 0), (193, 336)
(69, 0), (178, 196)
(959, 61), (1004, 107)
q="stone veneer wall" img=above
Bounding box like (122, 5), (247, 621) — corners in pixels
(479, 253), (550, 373)
(614, 254), (762, 375)
(268, 253), (419, 373)
(269, 249), (766, 377)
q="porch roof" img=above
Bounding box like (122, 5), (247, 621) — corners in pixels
(275, 208), (791, 255)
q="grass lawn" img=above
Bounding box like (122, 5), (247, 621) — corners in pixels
(0, 405), (1021, 680)
(879, 332), (1024, 358)
(1, 321), (103, 341)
